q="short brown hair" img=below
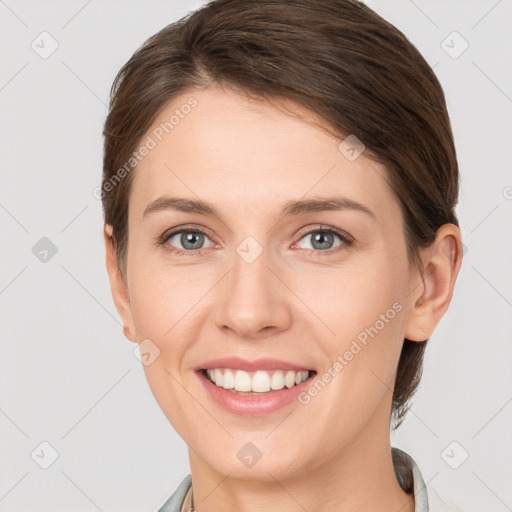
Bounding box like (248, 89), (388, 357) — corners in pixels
(102, 0), (460, 432)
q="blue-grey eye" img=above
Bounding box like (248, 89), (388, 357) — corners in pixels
(297, 230), (345, 251)
(165, 230), (213, 251)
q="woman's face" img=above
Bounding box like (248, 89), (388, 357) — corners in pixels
(118, 86), (422, 480)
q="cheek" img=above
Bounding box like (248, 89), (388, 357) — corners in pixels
(295, 260), (406, 340)
(140, 360), (201, 446)
(299, 259), (408, 403)
(129, 268), (205, 434)
(128, 263), (202, 338)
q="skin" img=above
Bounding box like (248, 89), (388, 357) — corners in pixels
(104, 85), (463, 512)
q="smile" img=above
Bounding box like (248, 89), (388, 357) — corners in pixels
(204, 368), (311, 393)
(196, 365), (317, 416)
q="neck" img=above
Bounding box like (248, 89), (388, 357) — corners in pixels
(187, 402), (415, 512)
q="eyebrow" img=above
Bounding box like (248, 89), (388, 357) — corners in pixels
(142, 195), (376, 220)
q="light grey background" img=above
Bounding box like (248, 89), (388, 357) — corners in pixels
(1, 1), (511, 511)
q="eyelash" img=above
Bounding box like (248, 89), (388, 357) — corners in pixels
(157, 224), (354, 257)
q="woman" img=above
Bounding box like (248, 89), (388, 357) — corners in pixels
(101, 1), (463, 510)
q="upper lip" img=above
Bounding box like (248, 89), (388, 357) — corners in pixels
(197, 357), (314, 372)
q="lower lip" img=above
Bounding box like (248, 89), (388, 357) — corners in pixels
(196, 370), (316, 416)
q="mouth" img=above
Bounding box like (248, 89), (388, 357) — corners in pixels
(199, 368), (317, 394)
(196, 365), (317, 416)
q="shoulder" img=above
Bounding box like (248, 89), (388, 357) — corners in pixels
(157, 474), (192, 512)
(392, 447), (429, 512)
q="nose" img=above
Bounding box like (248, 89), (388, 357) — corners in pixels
(213, 240), (292, 339)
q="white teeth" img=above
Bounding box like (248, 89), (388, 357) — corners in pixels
(252, 371), (271, 392)
(205, 368), (310, 393)
(222, 369), (235, 389)
(285, 370), (296, 388)
(234, 370), (252, 392)
(270, 370), (285, 390)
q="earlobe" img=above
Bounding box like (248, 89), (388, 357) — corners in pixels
(103, 224), (138, 343)
(405, 224), (463, 342)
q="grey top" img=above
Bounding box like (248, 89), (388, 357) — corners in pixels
(158, 447), (429, 512)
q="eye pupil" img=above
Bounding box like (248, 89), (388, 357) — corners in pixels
(311, 232), (334, 250)
(181, 232), (204, 250)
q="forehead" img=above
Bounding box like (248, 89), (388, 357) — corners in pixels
(129, 86), (400, 224)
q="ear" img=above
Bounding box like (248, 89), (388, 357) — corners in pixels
(405, 223), (463, 342)
(103, 224), (138, 343)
